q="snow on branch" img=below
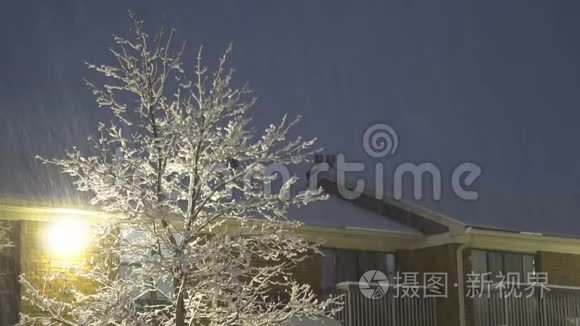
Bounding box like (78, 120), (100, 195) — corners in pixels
(27, 12), (339, 326)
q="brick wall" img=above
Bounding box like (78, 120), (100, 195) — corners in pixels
(398, 244), (461, 326)
(538, 251), (580, 286)
(292, 253), (323, 295)
(0, 221), (20, 326)
(292, 245), (465, 326)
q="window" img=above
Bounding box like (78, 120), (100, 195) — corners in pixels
(320, 249), (395, 293)
(119, 229), (173, 304)
(470, 250), (536, 283)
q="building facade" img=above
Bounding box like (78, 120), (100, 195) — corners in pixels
(3, 179), (580, 325)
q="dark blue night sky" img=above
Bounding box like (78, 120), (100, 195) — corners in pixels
(1, 1), (580, 236)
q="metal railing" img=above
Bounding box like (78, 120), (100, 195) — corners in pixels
(328, 282), (437, 326)
(473, 284), (580, 326)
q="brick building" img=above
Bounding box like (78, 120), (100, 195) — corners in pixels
(2, 177), (580, 325)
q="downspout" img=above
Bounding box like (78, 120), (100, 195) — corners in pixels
(456, 243), (468, 326)
(455, 226), (471, 326)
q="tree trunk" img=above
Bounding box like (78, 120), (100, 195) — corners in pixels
(176, 292), (186, 326)
(175, 271), (186, 326)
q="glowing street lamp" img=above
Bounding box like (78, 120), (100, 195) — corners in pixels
(44, 219), (90, 259)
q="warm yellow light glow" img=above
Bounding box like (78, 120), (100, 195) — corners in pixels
(44, 219), (90, 258)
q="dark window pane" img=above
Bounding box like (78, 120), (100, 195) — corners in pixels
(504, 253), (523, 275)
(357, 251), (387, 276)
(320, 249), (336, 291)
(386, 254), (396, 275)
(356, 252), (397, 277)
(323, 249), (396, 287)
(335, 250), (358, 283)
(357, 251), (376, 276)
(469, 250), (537, 284)
(471, 250), (488, 274)
(523, 255), (535, 282)
(488, 252), (504, 280)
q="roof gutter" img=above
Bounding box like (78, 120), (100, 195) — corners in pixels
(416, 225), (580, 255)
(456, 239), (470, 326)
(0, 202), (105, 223)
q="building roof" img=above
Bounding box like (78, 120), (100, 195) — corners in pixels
(287, 195), (421, 235)
(2, 145), (579, 239)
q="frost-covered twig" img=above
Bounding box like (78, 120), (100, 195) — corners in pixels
(24, 12), (339, 326)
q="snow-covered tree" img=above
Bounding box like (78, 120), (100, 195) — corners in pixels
(21, 14), (338, 326)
